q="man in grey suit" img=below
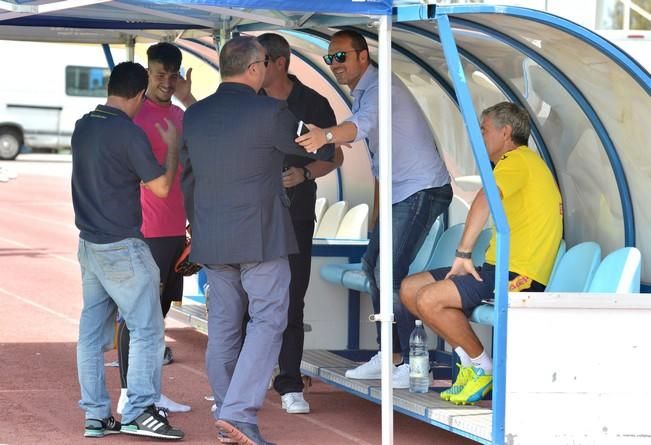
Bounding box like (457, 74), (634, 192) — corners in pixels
(180, 36), (333, 445)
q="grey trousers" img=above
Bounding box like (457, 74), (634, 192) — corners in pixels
(204, 256), (290, 424)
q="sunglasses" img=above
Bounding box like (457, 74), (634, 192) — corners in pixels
(249, 54), (269, 69)
(323, 50), (359, 65)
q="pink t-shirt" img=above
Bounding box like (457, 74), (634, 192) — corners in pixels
(135, 99), (186, 238)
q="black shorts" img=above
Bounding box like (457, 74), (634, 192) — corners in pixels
(145, 236), (186, 303)
(429, 263), (545, 317)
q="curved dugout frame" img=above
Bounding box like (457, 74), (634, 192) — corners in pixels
(243, 5), (651, 289)
(3, 3), (651, 444)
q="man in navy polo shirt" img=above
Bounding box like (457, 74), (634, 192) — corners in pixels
(72, 61), (183, 441)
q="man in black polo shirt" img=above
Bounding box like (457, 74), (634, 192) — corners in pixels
(71, 62), (183, 440)
(258, 33), (343, 415)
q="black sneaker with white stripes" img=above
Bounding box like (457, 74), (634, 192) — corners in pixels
(84, 416), (121, 437)
(120, 405), (184, 440)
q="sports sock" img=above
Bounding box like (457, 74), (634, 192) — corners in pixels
(454, 347), (472, 368)
(470, 350), (493, 375)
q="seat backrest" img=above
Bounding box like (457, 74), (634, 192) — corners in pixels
(471, 227), (493, 267)
(408, 218), (443, 274)
(313, 197), (329, 236)
(588, 247), (641, 293)
(545, 241), (601, 292)
(335, 203), (369, 239)
(424, 223), (465, 270)
(547, 239), (567, 285)
(448, 195), (471, 227)
(314, 201), (348, 238)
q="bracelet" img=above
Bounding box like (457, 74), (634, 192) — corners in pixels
(455, 249), (472, 259)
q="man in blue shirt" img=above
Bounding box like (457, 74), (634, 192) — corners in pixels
(72, 61), (183, 440)
(297, 30), (452, 387)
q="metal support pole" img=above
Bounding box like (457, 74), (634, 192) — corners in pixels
(101, 43), (115, 69)
(377, 14), (394, 445)
(126, 36), (135, 62)
(436, 13), (510, 445)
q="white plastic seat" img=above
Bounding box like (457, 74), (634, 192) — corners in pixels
(335, 204), (369, 240)
(313, 197), (329, 236)
(314, 201), (348, 238)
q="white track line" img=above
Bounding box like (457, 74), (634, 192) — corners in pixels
(0, 287), (79, 325)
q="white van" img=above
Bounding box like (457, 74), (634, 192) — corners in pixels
(0, 40), (123, 160)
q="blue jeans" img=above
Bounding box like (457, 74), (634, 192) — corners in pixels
(362, 184), (452, 361)
(76, 238), (164, 423)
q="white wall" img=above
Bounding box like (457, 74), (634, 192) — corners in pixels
(506, 292), (651, 444)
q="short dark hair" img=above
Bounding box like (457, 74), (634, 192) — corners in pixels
(219, 36), (264, 78)
(107, 62), (148, 99)
(481, 102), (531, 146)
(331, 29), (369, 53)
(147, 42), (182, 72)
(257, 33), (290, 72)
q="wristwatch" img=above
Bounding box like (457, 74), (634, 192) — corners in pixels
(325, 130), (334, 143)
(303, 167), (313, 181)
(455, 249), (472, 259)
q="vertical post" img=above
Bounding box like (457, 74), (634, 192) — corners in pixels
(101, 43), (115, 69)
(623, 1), (631, 32)
(126, 36), (135, 62)
(377, 13), (394, 445)
(436, 13), (510, 445)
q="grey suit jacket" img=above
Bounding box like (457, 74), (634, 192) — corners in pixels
(180, 82), (333, 265)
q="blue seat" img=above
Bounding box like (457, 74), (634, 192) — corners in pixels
(320, 261), (363, 286)
(469, 238), (568, 326)
(424, 223), (466, 270)
(341, 268), (370, 293)
(548, 239), (567, 285)
(545, 241), (601, 292)
(470, 304), (495, 325)
(408, 218), (443, 274)
(423, 224), (491, 272)
(321, 218), (444, 293)
(588, 247), (641, 293)
(472, 227), (493, 267)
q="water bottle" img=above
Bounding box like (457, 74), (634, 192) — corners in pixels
(409, 320), (429, 393)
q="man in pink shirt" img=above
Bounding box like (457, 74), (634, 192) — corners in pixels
(116, 42), (196, 414)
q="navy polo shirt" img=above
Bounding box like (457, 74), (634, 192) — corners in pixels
(71, 104), (165, 244)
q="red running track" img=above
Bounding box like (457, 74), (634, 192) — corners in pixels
(0, 161), (473, 445)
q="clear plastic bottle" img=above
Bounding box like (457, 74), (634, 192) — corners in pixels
(409, 320), (429, 393)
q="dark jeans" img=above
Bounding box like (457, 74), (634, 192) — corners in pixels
(273, 218), (315, 395)
(362, 184), (452, 361)
(117, 236), (185, 388)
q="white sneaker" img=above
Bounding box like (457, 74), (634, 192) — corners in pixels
(156, 393), (191, 413)
(392, 363), (410, 389)
(116, 388), (128, 415)
(345, 352), (382, 379)
(281, 392), (310, 414)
